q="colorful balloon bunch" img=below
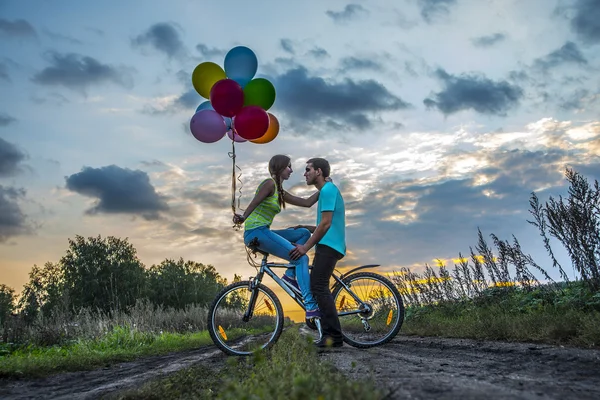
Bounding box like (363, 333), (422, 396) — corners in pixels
(189, 46), (279, 145)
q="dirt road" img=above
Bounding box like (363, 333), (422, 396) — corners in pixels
(1, 334), (599, 399)
(0, 347), (227, 400)
(318, 335), (600, 400)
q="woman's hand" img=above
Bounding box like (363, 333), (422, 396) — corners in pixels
(233, 214), (245, 224)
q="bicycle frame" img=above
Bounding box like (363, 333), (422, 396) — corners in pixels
(243, 252), (380, 321)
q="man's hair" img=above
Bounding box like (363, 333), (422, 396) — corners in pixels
(307, 157), (330, 177)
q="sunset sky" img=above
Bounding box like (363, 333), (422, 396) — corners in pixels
(1, 0), (599, 319)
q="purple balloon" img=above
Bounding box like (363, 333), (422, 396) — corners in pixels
(190, 110), (227, 143)
(227, 129), (247, 142)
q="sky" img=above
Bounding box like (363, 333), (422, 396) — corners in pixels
(1, 0), (599, 320)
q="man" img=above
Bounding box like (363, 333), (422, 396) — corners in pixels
(290, 157), (345, 348)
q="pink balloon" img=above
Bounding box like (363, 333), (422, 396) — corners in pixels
(234, 106), (269, 140)
(227, 129), (247, 142)
(190, 110), (227, 143)
(210, 79), (244, 118)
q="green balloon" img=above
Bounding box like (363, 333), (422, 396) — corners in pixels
(243, 78), (276, 110)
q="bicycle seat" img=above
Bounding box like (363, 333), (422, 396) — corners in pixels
(247, 237), (269, 257)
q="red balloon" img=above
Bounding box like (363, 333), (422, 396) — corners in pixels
(234, 106), (270, 140)
(210, 79), (244, 118)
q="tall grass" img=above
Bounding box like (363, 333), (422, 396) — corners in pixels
(393, 229), (549, 308)
(392, 228), (600, 347)
(2, 299), (209, 347)
(0, 328), (215, 378)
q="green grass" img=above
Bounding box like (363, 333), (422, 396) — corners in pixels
(0, 326), (215, 378)
(402, 284), (600, 348)
(116, 328), (385, 400)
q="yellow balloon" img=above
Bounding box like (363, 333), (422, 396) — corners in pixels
(251, 113), (280, 144)
(192, 62), (226, 99)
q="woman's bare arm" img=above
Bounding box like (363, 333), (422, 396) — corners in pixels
(283, 190), (319, 208)
(233, 180), (275, 223)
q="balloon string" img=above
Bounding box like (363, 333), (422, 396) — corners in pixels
(229, 132), (244, 230)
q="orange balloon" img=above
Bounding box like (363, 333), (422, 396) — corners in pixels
(251, 113), (279, 144)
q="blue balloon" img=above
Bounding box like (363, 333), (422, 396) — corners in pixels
(224, 117), (232, 130)
(196, 101), (214, 113)
(224, 46), (258, 88)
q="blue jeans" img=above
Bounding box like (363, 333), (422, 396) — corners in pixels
(244, 226), (318, 311)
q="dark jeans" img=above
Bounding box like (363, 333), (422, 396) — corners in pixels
(310, 244), (344, 342)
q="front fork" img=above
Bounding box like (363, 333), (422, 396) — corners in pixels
(242, 270), (265, 322)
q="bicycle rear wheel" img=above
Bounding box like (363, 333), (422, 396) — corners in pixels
(332, 272), (404, 348)
(207, 281), (284, 356)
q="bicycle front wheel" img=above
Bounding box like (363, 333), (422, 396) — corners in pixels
(333, 272), (404, 348)
(207, 281), (284, 356)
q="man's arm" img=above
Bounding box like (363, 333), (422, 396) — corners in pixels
(289, 212), (332, 259)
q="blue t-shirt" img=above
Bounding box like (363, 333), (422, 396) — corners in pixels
(316, 182), (346, 256)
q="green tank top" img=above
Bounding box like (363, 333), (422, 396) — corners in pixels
(244, 178), (281, 230)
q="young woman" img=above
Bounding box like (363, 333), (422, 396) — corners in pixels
(233, 154), (321, 318)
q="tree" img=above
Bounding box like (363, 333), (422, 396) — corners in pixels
(60, 235), (146, 313)
(0, 284), (15, 325)
(146, 258), (226, 309)
(17, 262), (64, 321)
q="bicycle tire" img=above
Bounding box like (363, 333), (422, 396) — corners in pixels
(207, 281), (284, 356)
(332, 272), (404, 348)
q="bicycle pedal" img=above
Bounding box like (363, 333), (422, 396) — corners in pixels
(305, 316), (318, 331)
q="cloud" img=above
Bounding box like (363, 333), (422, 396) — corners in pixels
(417, 0), (457, 23)
(569, 0), (600, 45)
(343, 147), (568, 267)
(175, 89), (201, 109)
(190, 227), (232, 241)
(534, 41), (588, 71)
(424, 68), (523, 116)
(32, 52), (134, 92)
(141, 89), (201, 115)
(326, 4), (368, 22)
(340, 56), (384, 71)
(307, 47), (329, 59)
(196, 43), (226, 59)
(0, 186), (29, 242)
(0, 113), (16, 127)
(559, 88), (598, 112)
(65, 165), (169, 220)
(43, 28), (83, 45)
(132, 22), (186, 59)
(140, 160), (167, 168)
(0, 19), (37, 38)
(273, 66), (410, 131)
(388, 9), (419, 30)
(0, 137), (26, 177)
(182, 187), (230, 210)
(31, 92), (70, 106)
(0, 62), (9, 81)
(280, 39), (295, 54)
(471, 33), (506, 48)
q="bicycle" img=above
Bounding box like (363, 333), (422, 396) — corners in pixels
(207, 238), (405, 356)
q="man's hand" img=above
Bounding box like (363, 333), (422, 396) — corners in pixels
(233, 214), (245, 224)
(289, 244), (308, 260)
